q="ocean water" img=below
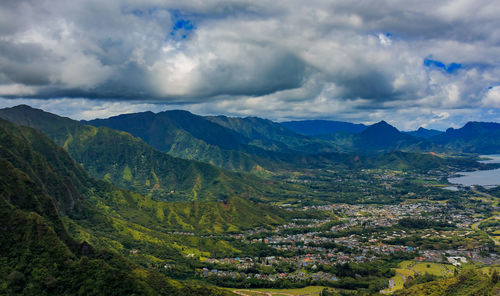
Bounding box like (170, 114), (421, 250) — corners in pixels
(448, 155), (500, 187)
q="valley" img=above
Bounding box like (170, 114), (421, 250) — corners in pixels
(0, 106), (499, 295)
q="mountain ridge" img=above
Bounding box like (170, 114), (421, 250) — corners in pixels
(0, 105), (300, 202)
(280, 119), (368, 135)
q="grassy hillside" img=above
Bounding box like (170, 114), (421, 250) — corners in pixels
(0, 118), (288, 232)
(392, 269), (499, 296)
(0, 119), (236, 295)
(0, 105), (302, 201)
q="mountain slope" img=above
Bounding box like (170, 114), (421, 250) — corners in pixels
(206, 115), (339, 153)
(0, 105), (300, 201)
(357, 121), (418, 149)
(321, 121), (441, 154)
(405, 127), (443, 139)
(0, 116), (288, 231)
(0, 119), (236, 295)
(431, 121), (500, 153)
(393, 269), (499, 296)
(280, 120), (367, 135)
(83, 110), (269, 171)
(84, 110), (343, 172)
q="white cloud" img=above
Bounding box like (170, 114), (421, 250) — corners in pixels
(378, 33), (392, 46)
(0, 0), (499, 128)
(482, 86), (500, 108)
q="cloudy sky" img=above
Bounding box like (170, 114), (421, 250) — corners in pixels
(1, 0), (500, 130)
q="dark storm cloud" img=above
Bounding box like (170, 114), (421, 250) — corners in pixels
(0, 0), (500, 129)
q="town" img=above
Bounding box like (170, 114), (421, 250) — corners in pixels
(195, 201), (498, 287)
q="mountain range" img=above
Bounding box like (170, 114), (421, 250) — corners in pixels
(0, 105), (303, 202)
(1, 105), (495, 177)
(83, 110), (500, 156)
(0, 118), (241, 295)
(281, 120), (368, 135)
(405, 127), (443, 139)
(1, 104), (500, 295)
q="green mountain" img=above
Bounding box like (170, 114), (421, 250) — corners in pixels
(358, 121), (418, 149)
(84, 110), (344, 173)
(86, 111), (500, 157)
(83, 110), (271, 172)
(205, 115), (339, 153)
(0, 105), (485, 179)
(0, 105), (301, 201)
(431, 121), (500, 153)
(321, 121), (442, 154)
(0, 119), (235, 295)
(82, 109), (453, 171)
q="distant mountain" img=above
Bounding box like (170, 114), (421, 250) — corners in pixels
(280, 120), (367, 135)
(359, 120), (406, 142)
(206, 115), (338, 153)
(84, 110), (277, 172)
(84, 110), (343, 173)
(0, 105), (298, 202)
(318, 121), (443, 154)
(86, 110), (246, 151)
(354, 121), (422, 152)
(405, 127), (443, 139)
(431, 121), (500, 153)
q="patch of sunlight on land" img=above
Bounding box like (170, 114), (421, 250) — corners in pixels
(228, 286), (327, 295)
(382, 261), (457, 294)
(479, 266), (500, 275)
(411, 262), (456, 276)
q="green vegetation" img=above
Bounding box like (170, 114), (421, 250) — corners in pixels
(228, 285), (327, 295)
(2, 105), (500, 295)
(393, 269), (500, 296)
(0, 105), (303, 202)
(0, 118), (264, 295)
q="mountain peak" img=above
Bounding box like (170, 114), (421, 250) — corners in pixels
(462, 121), (500, 130)
(362, 120), (400, 135)
(405, 127), (443, 139)
(357, 120), (417, 150)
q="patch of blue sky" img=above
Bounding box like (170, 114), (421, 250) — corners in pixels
(424, 57), (462, 73)
(488, 83), (500, 89)
(166, 9), (196, 41)
(168, 17), (196, 41)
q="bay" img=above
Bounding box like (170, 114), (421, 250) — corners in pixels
(448, 155), (500, 187)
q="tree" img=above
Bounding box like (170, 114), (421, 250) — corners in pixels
(492, 270), (499, 284)
(7, 271), (26, 292)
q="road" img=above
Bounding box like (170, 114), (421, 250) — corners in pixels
(471, 215), (500, 246)
(469, 190), (500, 246)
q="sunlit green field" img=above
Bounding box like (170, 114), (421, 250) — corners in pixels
(228, 286), (327, 295)
(479, 266), (500, 275)
(382, 260), (458, 294)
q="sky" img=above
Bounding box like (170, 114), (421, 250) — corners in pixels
(1, 0), (500, 130)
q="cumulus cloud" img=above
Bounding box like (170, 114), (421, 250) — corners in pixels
(0, 0), (499, 128)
